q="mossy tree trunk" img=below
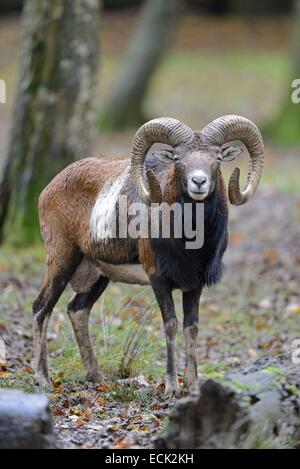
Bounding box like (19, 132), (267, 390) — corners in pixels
(265, 0), (300, 143)
(0, 0), (100, 245)
(98, 0), (181, 131)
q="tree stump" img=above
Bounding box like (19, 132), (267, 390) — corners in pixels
(155, 354), (300, 449)
(0, 390), (56, 449)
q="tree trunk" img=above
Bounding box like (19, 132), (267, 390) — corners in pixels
(98, 0), (182, 131)
(0, 0), (100, 245)
(0, 390), (56, 449)
(265, 0), (300, 143)
(155, 354), (300, 449)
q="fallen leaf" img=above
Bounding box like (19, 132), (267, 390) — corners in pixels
(53, 408), (66, 417)
(23, 366), (34, 374)
(53, 381), (64, 393)
(108, 424), (121, 432)
(127, 424), (139, 431)
(83, 409), (93, 421)
(229, 232), (243, 244)
(140, 426), (150, 433)
(255, 322), (269, 331)
(114, 435), (136, 449)
(95, 396), (108, 406)
(96, 383), (110, 392)
(264, 249), (278, 263)
(76, 417), (84, 428)
(286, 304), (300, 314)
(150, 405), (162, 411)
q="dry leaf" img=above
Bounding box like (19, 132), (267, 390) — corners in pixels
(230, 232), (243, 244)
(76, 417), (84, 428)
(150, 405), (162, 411)
(286, 304), (300, 314)
(114, 435), (136, 449)
(264, 249), (278, 263)
(248, 348), (258, 357)
(96, 383), (110, 392)
(22, 366), (34, 374)
(127, 423), (138, 431)
(108, 424), (121, 432)
(255, 322), (269, 331)
(83, 409), (93, 421)
(95, 396), (107, 406)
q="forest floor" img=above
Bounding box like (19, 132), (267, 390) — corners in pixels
(0, 183), (299, 448)
(0, 12), (299, 449)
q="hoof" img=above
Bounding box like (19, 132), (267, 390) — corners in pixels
(86, 370), (104, 383)
(185, 380), (199, 394)
(184, 367), (199, 393)
(34, 375), (53, 394)
(164, 378), (180, 399)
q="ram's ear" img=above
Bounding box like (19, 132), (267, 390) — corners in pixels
(221, 146), (244, 162)
(152, 149), (176, 164)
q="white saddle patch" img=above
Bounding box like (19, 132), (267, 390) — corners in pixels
(90, 167), (130, 243)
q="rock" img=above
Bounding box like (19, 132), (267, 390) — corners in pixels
(155, 354), (300, 449)
(0, 390), (56, 449)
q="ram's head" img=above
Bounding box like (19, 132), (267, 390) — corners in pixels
(130, 115), (264, 205)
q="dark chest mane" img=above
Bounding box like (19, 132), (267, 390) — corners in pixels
(150, 164), (229, 290)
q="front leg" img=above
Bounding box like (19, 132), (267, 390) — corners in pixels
(150, 275), (179, 398)
(183, 288), (201, 391)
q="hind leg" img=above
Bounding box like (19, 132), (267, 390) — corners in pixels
(67, 276), (109, 382)
(33, 246), (82, 391)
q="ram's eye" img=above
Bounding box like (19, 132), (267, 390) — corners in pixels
(216, 155), (222, 162)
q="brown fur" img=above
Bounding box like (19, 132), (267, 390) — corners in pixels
(139, 238), (156, 276)
(39, 156), (128, 255)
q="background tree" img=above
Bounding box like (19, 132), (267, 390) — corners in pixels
(265, 0), (300, 143)
(98, 0), (182, 131)
(0, 0), (100, 244)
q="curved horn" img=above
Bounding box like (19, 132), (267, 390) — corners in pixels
(200, 115), (264, 205)
(130, 117), (194, 205)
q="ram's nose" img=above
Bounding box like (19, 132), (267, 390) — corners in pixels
(191, 175), (207, 188)
(188, 171), (210, 200)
